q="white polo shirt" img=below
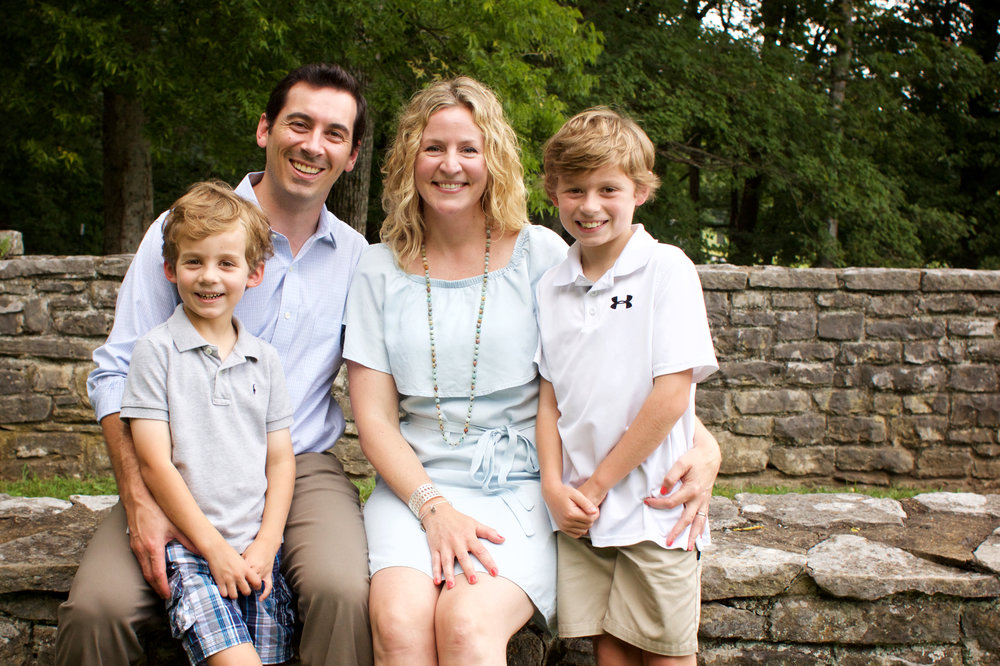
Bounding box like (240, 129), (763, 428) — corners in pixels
(536, 225), (717, 549)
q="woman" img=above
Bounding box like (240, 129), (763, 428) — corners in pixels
(344, 77), (720, 664)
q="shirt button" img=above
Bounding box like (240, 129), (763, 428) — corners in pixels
(588, 308), (596, 315)
(284, 312), (291, 319)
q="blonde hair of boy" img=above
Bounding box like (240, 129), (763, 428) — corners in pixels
(380, 76), (528, 268)
(162, 180), (274, 270)
(543, 107), (661, 201)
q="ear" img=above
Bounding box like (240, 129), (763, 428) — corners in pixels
(634, 184), (651, 207)
(246, 262), (265, 289)
(343, 142), (361, 174)
(256, 113), (270, 149)
(163, 261), (178, 284)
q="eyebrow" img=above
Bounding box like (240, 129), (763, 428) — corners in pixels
(285, 112), (351, 136)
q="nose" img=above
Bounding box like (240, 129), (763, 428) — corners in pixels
(301, 128), (323, 156)
(581, 191), (601, 214)
(197, 263), (219, 283)
(440, 148), (461, 174)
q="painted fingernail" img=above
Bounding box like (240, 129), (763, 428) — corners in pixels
(643, 498), (651, 506)
(659, 485), (668, 495)
(447, 580), (455, 589)
(667, 538), (674, 547)
(469, 575), (478, 584)
(490, 567), (498, 577)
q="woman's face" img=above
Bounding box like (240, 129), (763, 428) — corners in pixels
(414, 105), (488, 223)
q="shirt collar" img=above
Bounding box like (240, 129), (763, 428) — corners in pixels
(166, 303), (261, 362)
(549, 224), (656, 288)
(236, 172), (340, 249)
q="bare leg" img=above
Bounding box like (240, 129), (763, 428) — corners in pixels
(435, 575), (533, 666)
(369, 567), (439, 666)
(206, 642), (263, 666)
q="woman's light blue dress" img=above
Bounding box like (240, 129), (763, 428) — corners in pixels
(343, 224), (567, 625)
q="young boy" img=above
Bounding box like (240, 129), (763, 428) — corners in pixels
(121, 180), (296, 666)
(535, 108), (718, 665)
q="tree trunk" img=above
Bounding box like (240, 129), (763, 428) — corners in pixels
(729, 171), (763, 266)
(102, 89), (152, 255)
(820, 0), (854, 267)
(329, 107), (374, 238)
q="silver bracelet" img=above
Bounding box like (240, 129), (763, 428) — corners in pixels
(407, 483), (442, 519)
(418, 498), (451, 532)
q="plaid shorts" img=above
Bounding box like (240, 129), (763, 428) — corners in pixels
(165, 541), (295, 665)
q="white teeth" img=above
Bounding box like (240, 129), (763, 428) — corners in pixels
(292, 161), (321, 175)
(579, 220), (605, 229)
(437, 183), (463, 191)
(197, 293), (222, 300)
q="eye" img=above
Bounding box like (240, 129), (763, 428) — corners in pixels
(183, 258), (201, 265)
(326, 130), (346, 143)
(423, 144), (442, 153)
(289, 120), (308, 132)
(461, 146), (480, 155)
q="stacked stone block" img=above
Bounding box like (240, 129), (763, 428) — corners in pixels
(697, 265), (1000, 489)
(0, 256), (997, 490)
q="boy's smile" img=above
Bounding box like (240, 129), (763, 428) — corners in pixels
(164, 226), (264, 337)
(553, 165), (649, 276)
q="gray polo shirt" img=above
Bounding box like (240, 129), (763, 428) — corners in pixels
(122, 304), (294, 553)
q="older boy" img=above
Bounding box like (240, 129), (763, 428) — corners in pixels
(535, 108), (718, 665)
(122, 181), (295, 665)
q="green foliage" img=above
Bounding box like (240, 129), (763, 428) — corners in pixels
(0, 469), (118, 499)
(0, 0), (600, 254)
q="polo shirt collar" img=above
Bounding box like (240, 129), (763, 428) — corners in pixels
(236, 172), (340, 249)
(550, 225), (656, 288)
(166, 304), (262, 362)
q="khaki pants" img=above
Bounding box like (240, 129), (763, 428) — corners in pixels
(56, 451), (373, 666)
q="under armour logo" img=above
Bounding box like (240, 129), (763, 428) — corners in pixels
(610, 295), (633, 309)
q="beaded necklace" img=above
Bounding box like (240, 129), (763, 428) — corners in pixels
(421, 225), (491, 447)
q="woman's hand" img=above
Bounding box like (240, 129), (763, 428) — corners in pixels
(420, 502), (505, 590)
(644, 418), (721, 550)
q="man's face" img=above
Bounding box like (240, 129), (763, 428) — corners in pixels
(256, 82), (360, 206)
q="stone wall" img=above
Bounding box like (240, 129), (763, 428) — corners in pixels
(0, 255), (998, 490)
(2, 491), (998, 664)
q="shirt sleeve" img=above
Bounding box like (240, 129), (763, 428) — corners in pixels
(263, 344), (295, 432)
(342, 246), (392, 375)
(651, 247), (718, 384)
(87, 213), (180, 422)
(119, 334), (170, 423)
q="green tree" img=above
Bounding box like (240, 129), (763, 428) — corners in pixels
(0, 0), (600, 254)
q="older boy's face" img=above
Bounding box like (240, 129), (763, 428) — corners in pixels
(256, 82), (359, 207)
(164, 226), (264, 329)
(552, 165), (649, 259)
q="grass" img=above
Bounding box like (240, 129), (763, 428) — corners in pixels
(0, 470), (379, 503)
(2, 471), (935, 504)
(0, 471), (118, 499)
(713, 483), (933, 500)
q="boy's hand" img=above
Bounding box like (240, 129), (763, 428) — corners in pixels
(204, 541), (261, 600)
(242, 540), (278, 601)
(543, 483), (599, 538)
(576, 478), (608, 511)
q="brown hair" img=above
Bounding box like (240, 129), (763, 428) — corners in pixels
(543, 107), (660, 201)
(162, 180), (273, 270)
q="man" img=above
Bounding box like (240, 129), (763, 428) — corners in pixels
(56, 63), (374, 666)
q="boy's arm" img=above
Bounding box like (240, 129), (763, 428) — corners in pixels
(130, 418), (261, 599)
(537, 379), (598, 538)
(577, 369), (693, 508)
(242, 427), (295, 599)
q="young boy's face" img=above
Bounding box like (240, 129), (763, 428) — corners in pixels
(552, 164), (649, 260)
(164, 225), (264, 326)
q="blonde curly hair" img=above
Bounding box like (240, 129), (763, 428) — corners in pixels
(380, 77), (527, 267)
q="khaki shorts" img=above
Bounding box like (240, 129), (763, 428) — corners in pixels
(556, 533), (701, 656)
